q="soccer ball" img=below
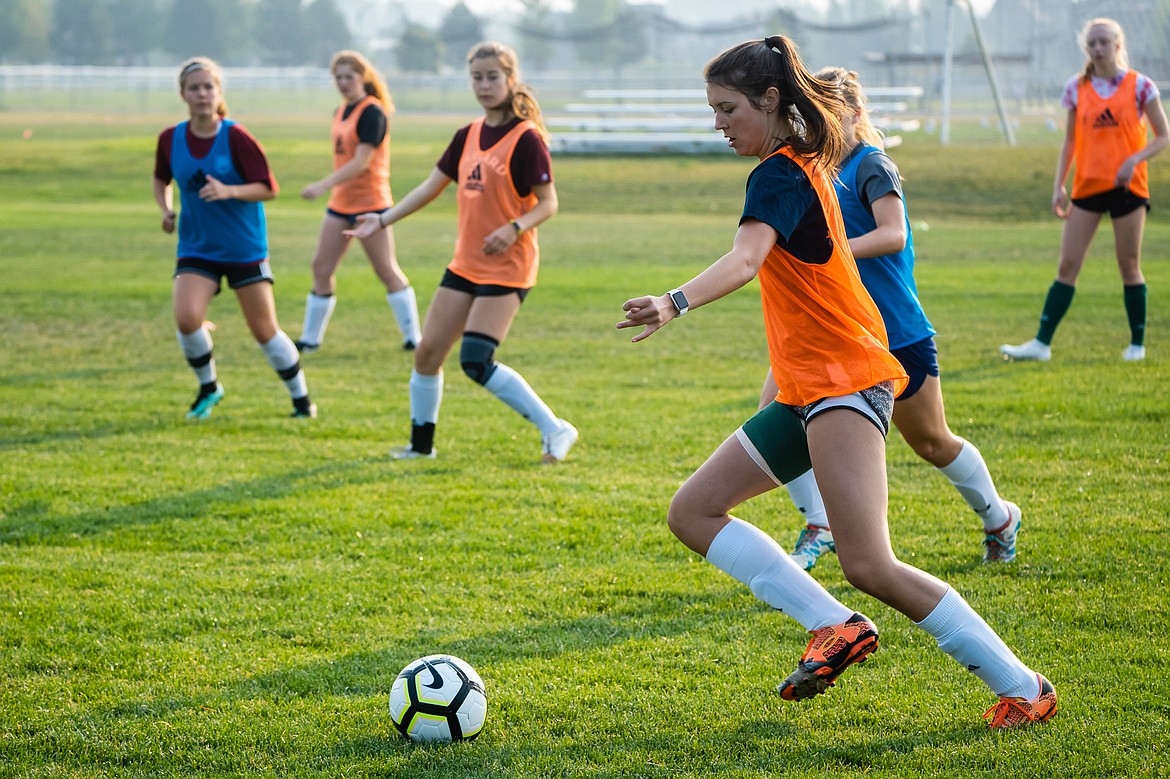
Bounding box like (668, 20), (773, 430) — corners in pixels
(389, 654), (487, 743)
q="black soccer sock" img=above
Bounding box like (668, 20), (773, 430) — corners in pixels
(1124, 283), (1147, 346)
(410, 422), (436, 454)
(1036, 281), (1075, 345)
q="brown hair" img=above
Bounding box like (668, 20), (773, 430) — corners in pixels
(467, 41), (549, 143)
(1078, 18), (1128, 82)
(815, 66), (885, 153)
(704, 35), (846, 166)
(331, 50), (394, 114)
(178, 57), (228, 118)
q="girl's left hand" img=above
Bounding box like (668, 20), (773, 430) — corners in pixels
(616, 295), (675, 343)
(482, 223), (518, 256)
(1115, 157), (1138, 189)
(199, 175), (234, 202)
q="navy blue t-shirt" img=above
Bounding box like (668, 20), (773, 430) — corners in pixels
(740, 152), (833, 265)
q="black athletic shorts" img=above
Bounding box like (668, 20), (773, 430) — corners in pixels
(175, 257), (273, 294)
(891, 336), (941, 401)
(440, 269), (529, 301)
(326, 207), (391, 227)
(1072, 188), (1149, 218)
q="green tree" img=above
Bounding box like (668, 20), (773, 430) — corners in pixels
(515, 0), (554, 72)
(0, 0), (51, 62)
(437, 1), (483, 70)
(395, 21), (442, 73)
(50, 0), (113, 64)
(255, 0), (308, 65)
(570, 0), (645, 75)
(303, 0), (351, 65)
(110, 0), (161, 64)
(164, 0), (250, 63)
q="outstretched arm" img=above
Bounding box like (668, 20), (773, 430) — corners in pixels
(617, 218), (778, 343)
(344, 166), (453, 239)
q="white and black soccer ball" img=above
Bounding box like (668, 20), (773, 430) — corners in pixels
(389, 654), (487, 743)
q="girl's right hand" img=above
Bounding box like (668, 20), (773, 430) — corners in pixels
(1052, 185), (1070, 219)
(162, 210), (176, 233)
(343, 212), (383, 239)
(616, 294), (675, 343)
(301, 181), (327, 200)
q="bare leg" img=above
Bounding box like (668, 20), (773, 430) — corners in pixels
(806, 407), (947, 622)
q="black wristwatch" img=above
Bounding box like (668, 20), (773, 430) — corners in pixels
(667, 288), (689, 316)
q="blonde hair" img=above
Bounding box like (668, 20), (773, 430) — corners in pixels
(704, 35), (847, 167)
(815, 66), (885, 153)
(1078, 18), (1128, 81)
(331, 50), (394, 114)
(178, 57), (228, 118)
(466, 41), (549, 143)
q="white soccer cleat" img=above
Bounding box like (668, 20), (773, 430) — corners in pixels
(391, 445), (436, 460)
(1122, 344), (1146, 361)
(541, 419), (579, 464)
(1000, 339), (1051, 362)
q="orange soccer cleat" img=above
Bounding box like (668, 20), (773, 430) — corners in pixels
(777, 612), (878, 701)
(983, 674), (1057, 728)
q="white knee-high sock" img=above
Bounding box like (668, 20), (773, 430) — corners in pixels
(386, 287), (422, 346)
(301, 292), (336, 346)
(938, 439), (1009, 529)
(915, 586), (1040, 699)
(784, 469), (830, 529)
(177, 326), (216, 385)
(705, 518), (854, 631)
(483, 363), (558, 435)
(261, 331), (307, 399)
(409, 369), (443, 425)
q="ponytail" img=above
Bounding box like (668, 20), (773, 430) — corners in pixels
(509, 84), (549, 143)
(815, 66), (885, 155)
(706, 36), (846, 167)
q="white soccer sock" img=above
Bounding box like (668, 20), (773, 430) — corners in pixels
(784, 469), (830, 529)
(914, 586), (1040, 699)
(301, 292), (336, 346)
(261, 331), (307, 398)
(177, 326), (216, 384)
(938, 439), (1009, 529)
(483, 363), (559, 435)
(387, 287), (422, 346)
(409, 369), (443, 425)
(705, 517), (854, 631)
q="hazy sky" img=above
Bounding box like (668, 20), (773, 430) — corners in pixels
(415, 0), (999, 24)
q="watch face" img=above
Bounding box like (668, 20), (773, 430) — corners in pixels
(671, 291), (688, 311)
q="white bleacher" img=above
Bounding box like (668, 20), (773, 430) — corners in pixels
(547, 86), (923, 155)
(548, 89), (722, 154)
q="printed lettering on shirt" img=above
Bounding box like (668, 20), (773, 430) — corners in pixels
(186, 168), (208, 192)
(1093, 107), (1119, 128)
(465, 163), (485, 193)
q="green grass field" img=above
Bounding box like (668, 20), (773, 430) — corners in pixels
(2, 109), (1169, 778)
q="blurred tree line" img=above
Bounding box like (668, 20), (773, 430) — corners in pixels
(0, 0), (658, 73)
(0, 0), (352, 65)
